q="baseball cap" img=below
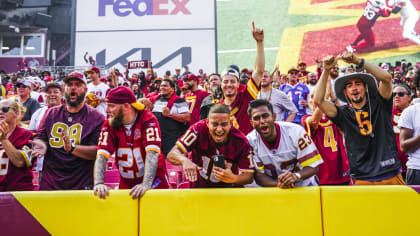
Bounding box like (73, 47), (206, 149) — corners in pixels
(288, 66), (299, 74)
(154, 77), (163, 83)
(44, 76), (53, 81)
(334, 72), (378, 102)
(184, 74), (198, 81)
(298, 60), (306, 66)
(181, 85), (188, 90)
(85, 67), (100, 75)
(221, 67), (240, 80)
(105, 86), (144, 110)
(17, 79), (31, 87)
(64, 72), (87, 85)
(45, 82), (62, 92)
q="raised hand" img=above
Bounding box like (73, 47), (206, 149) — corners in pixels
(252, 21), (264, 42)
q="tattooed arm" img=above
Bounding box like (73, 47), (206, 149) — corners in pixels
(129, 150), (159, 199)
(93, 154), (109, 199)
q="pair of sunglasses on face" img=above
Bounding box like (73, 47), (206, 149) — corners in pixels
(392, 92), (409, 97)
(0, 107), (14, 113)
(16, 85), (28, 88)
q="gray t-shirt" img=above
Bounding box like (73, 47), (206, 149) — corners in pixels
(22, 97), (41, 121)
(258, 88), (298, 121)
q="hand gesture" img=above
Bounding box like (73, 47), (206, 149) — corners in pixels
(322, 55), (338, 72)
(271, 64), (280, 80)
(182, 157), (202, 182)
(340, 51), (359, 65)
(61, 130), (71, 152)
(93, 184), (109, 199)
(252, 21), (264, 42)
(214, 161), (237, 183)
(138, 98), (153, 111)
(129, 183), (149, 199)
(28, 139), (47, 158)
(162, 107), (170, 117)
(0, 120), (9, 141)
(277, 171), (298, 189)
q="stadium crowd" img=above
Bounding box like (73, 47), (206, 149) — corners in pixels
(0, 23), (419, 198)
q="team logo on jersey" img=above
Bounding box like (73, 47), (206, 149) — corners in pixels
(134, 129), (141, 140)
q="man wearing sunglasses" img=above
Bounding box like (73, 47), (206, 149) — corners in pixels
(17, 80), (40, 126)
(31, 72), (105, 190)
(0, 99), (34, 191)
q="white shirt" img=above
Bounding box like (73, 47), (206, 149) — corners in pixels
(28, 106), (48, 131)
(247, 121), (323, 187)
(398, 103), (420, 170)
(87, 82), (109, 117)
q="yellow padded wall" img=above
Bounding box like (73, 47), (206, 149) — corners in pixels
(321, 186), (420, 236)
(139, 187), (323, 236)
(13, 190), (138, 236)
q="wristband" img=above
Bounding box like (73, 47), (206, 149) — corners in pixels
(294, 172), (302, 181)
(69, 143), (76, 154)
(356, 58), (365, 70)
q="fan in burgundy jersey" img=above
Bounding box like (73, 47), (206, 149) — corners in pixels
(94, 86), (168, 199)
(218, 22), (264, 135)
(32, 72), (105, 190)
(302, 103), (351, 185)
(167, 104), (254, 188)
(184, 74), (209, 125)
(0, 99), (34, 191)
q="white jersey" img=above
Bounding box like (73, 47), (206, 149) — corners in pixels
(87, 82), (109, 117)
(247, 121), (323, 187)
(395, 0), (418, 18)
(398, 103), (420, 170)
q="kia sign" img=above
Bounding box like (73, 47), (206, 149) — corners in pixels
(74, 0), (216, 74)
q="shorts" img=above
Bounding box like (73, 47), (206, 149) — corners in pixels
(355, 173), (405, 185)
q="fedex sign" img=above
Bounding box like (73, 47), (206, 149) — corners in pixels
(98, 0), (191, 17)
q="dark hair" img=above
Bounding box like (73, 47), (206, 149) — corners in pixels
(247, 99), (274, 117)
(162, 78), (175, 88)
(208, 73), (221, 80)
(393, 83), (411, 95)
(414, 69), (420, 88)
(209, 103), (230, 116)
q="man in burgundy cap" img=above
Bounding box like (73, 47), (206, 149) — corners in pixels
(184, 74), (209, 125)
(31, 72), (105, 190)
(93, 86), (169, 199)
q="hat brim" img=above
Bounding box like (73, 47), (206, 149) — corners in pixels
(287, 69), (298, 74)
(131, 102), (144, 111)
(334, 72), (378, 102)
(64, 76), (87, 85)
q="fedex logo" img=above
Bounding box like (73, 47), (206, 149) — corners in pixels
(98, 0), (191, 17)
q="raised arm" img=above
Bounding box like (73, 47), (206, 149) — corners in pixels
(340, 51), (392, 99)
(251, 21), (264, 87)
(313, 55), (338, 118)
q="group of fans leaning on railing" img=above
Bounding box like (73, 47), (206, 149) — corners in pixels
(0, 23), (419, 199)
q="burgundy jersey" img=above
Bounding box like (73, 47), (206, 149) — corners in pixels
(302, 115), (350, 184)
(35, 104), (105, 190)
(220, 79), (258, 135)
(0, 126), (33, 191)
(185, 89), (209, 125)
(97, 110), (168, 189)
(358, 1), (391, 28)
(392, 107), (408, 172)
(176, 120), (255, 188)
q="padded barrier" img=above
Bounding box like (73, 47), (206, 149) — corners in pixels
(321, 186), (420, 236)
(139, 187), (323, 236)
(12, 190), (138, 235)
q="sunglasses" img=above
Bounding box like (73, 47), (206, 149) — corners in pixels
(0, 107), (14, 113)
(393, 92), (408, 97)
(289, 72), (298, 75)
(17, 84), (28, 88)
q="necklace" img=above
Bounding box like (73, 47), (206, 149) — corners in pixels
(258, 88), (272, 101)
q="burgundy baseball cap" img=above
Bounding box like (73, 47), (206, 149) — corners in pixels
(184, 74), (198, 81)
(105, 86), (144, 110)
(85, 66), (100, 76)
(45, 82), (62, 92)
(64, 72), (87, 85)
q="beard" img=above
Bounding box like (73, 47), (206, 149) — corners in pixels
(187, 84), (194, 90)
(110, 107), (124, 128)
(330, 72), (339, 79)
(309, 80), (317, 85)
(350, 96), (364, 104)
(211, 86), (221, 94)
(65, 92), (86, 107)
